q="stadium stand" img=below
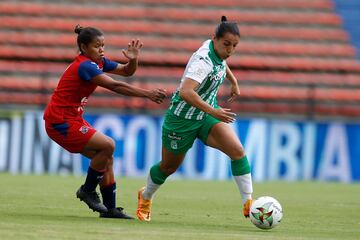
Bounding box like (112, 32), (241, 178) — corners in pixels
(0, 0), (360, 119)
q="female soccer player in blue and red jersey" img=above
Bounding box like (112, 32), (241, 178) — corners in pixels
(44, 25), (166, 219)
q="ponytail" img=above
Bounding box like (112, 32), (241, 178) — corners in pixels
(74, 24), (83, 34)
(215, 15), (240, 38)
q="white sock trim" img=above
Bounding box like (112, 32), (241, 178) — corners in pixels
(142, 174), (161, 200)
(233, 173), (253, 204)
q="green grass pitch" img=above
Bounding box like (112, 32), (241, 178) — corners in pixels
(0, 174), (359, 240)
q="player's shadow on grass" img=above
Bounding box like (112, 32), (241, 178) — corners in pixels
(7, 211), (101, 222)
(154, 218), (250, 231)
(144, 218), (275, 234)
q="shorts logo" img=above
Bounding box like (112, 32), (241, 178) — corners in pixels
(79, 126), (89, 134)
(168, 132), (180, 149)
(168, 132), (182, 140)
(170, 140), (178, 149)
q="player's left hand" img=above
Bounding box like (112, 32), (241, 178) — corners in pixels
(148, 88), (167, 104)
(122, 39), (143, 60)
(227, 84), (240, 102)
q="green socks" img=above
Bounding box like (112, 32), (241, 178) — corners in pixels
(142, 162), (169, 200)
(150, 162), (169, 185)
(231, 155), (251, 176)
(231, 156), (253, 204)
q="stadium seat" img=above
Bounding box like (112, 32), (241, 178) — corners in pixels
(1, 45), (359, 72)
(0, 16), (349, 42)
(0, 60), (65, 73)
(0, 2), (341, 26)
(0, 32), (355, 58)
(98, 0), (334, 10)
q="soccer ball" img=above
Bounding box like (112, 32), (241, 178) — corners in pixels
(250, 196), (283, 230)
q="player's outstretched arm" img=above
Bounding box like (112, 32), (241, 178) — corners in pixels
(91, 73), (166, 104)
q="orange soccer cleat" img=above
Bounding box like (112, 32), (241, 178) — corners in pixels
(243, 198), (253, 218)
(136, 187), (152, 221)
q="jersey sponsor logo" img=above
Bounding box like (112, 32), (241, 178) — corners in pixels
(209, 65), (225, 82)
(79, 125), (89, 134)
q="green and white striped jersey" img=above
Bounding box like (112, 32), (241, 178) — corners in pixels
(168, 40), (227, 120)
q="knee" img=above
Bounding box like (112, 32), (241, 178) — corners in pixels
(100, 138), (115, 167)
(103, 137), (115, 155)
(230, 145), (246, 160)
(106, 156), (114, 169)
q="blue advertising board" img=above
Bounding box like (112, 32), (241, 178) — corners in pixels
(83, 114), (360, 182)
(0, 111), (359, 182)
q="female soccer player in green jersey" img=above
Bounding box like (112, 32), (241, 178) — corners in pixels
(137, 16), (253, 221)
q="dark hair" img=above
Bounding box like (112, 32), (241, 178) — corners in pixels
(215, 16), (240, 38)
(74, 24), (104, 53)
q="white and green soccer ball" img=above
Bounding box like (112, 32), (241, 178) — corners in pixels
(250, 196), (283, 230)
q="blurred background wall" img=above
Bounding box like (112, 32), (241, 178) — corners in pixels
(0, 0), (359, 182)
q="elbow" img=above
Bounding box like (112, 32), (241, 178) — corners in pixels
(179, 88), (190, 102)
(123, 69), (135, 77)
(124, 61), (137, 76)
(125, 68), (136, 76)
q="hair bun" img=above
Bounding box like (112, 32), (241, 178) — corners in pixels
(221, 16), (227, 22)
(74, 24), (83, 34)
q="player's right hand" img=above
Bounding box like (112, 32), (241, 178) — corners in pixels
(147, 88), (167, 104)
(210, 108), (236, 123)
